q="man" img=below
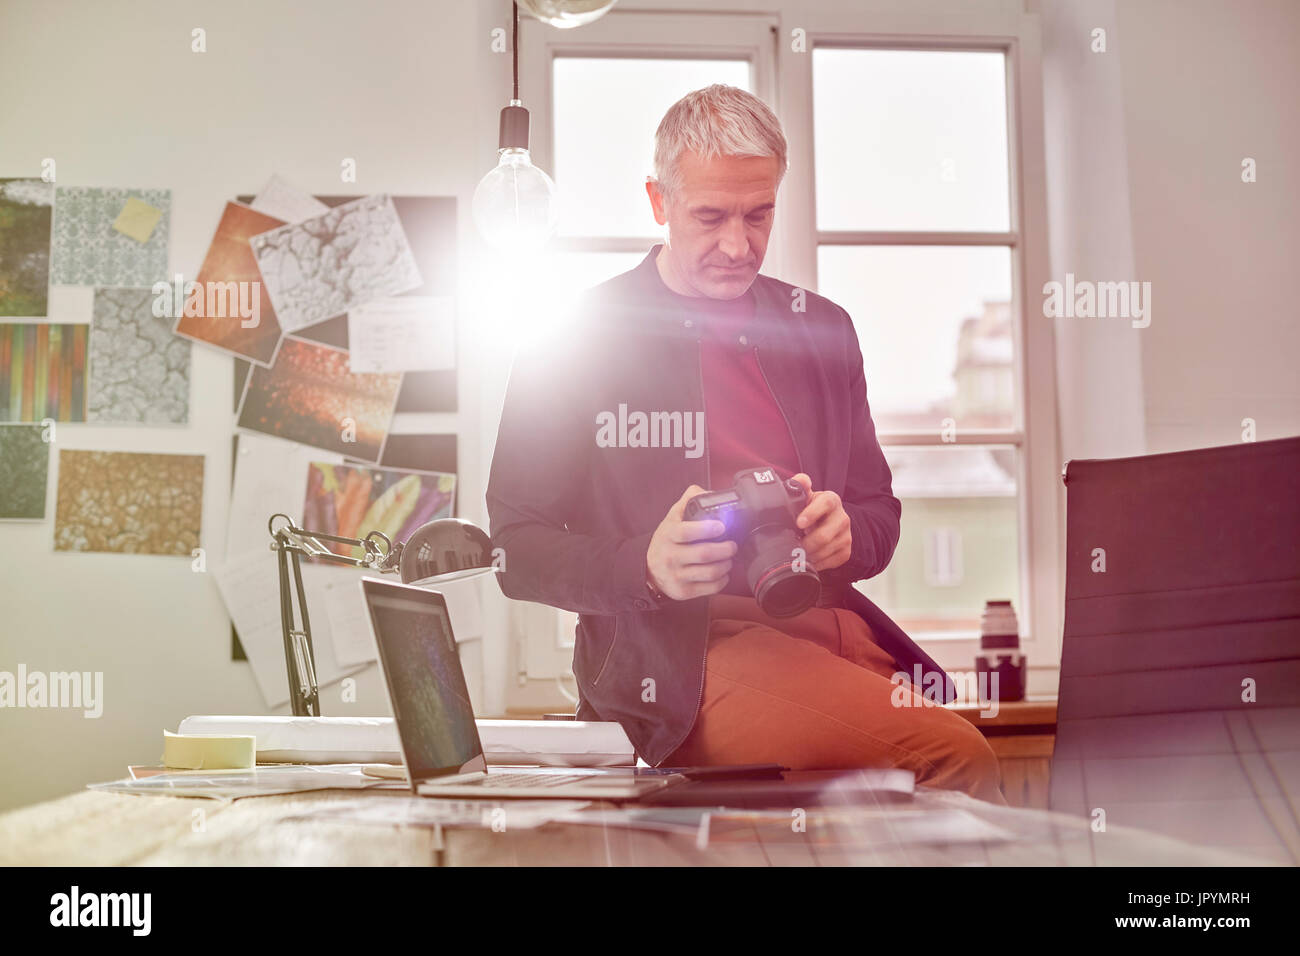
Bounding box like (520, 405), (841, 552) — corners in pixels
(487, 84), (1004, 803)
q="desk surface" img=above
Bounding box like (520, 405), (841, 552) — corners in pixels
(0, 783), (1271, 867)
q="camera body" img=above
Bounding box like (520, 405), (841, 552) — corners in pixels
(683, 465), (821, 618)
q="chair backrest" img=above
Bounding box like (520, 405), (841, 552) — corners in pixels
(1049, 436), (1300, 864)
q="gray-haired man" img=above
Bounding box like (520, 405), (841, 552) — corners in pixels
(488, 84), (1005, 803)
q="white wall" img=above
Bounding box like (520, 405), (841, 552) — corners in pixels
(1040, 0), (1148, 461)
(1116, 0), (1300, 452)
(1041, 0), (1300, 458)
(0, 0), (511, 811)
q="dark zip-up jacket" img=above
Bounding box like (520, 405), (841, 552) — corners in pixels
(486, 246), (956, 766)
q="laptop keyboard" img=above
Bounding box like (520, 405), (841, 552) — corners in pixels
(463, 772), (596, 789)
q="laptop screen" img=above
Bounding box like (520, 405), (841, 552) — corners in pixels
(361, 578), (485, 780)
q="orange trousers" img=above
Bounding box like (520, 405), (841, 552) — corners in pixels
(665, 595), (1007, 805)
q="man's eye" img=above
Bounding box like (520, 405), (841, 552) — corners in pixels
(699, 216), (722, 226)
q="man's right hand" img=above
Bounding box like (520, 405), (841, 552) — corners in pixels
(645, 485), (738, 602)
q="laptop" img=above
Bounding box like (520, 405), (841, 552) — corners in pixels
(359, 576), (679, 800)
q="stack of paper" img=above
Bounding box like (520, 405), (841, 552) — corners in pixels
(176, 715), (636, 767)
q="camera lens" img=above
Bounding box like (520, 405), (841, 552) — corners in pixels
(742, 526), (821, 618)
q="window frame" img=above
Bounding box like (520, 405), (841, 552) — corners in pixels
(780, 11), (1062, 679)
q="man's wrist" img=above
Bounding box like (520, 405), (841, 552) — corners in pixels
(645, 567), (670, 602)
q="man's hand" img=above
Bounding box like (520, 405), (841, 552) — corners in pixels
(791, 473), (853, 571)
(646, 485), (738, 601)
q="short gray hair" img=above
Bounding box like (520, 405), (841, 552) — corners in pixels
(652, 84), (788, 200)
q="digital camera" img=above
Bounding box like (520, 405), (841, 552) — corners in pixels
(683, 465), (821, 618)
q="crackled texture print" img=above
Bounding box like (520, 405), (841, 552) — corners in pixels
(0, 424), (50, 519)
(174, 202), (285, 366)
(88, 287), (191, 423)
(0, 179), (53, 316)
(236, 336), (401, 462)
(54, 449), (203, 555)
(1, 323), (87, 422)
(249, 194), (421, 332)
(50, 187), (171, 287)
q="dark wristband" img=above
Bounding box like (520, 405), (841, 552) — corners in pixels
(645, 570), (669, 602)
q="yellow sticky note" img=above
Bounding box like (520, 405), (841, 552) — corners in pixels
(112, 197), (163, 243)
(162, 730), (256, 770)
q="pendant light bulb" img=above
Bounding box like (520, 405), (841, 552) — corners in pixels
(473, 4), (560, 251)
(472, 104), (558, 253)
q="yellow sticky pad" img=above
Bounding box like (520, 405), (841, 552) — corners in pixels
(162, 730), (256, 770)
(112, 197), (163, 243)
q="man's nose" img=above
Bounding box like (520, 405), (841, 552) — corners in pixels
(716, 216), (750, 263)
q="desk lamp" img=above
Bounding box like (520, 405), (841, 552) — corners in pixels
(267, 513), (497, 716)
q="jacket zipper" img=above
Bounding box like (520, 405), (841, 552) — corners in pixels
(754, 346), (805, 476)
(656, 336), (710, 767)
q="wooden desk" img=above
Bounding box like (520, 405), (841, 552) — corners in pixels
(946, 699), (1057, 810)
(0, 779), (1268, 867)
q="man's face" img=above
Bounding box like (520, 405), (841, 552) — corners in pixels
(647, 150), (780, 300)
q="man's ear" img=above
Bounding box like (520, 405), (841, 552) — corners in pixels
(645, 178), (669, 226)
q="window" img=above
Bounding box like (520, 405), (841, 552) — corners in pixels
(552, 57), (751, 238)
(520, 11), (777, 312)
(541, 56), (751, 299)
(808, 45), (1029, 643)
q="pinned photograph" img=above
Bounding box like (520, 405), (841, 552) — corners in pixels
(0, 423), (51, 520)
(235, 336), (401, 462)
(53, 449), (203, 555)
(50, 186), (170, 287)
(301, 460), (455, 561)
(249, 193), (421, 332)
(172, 201), (286, 367)
(88, 287), (190, 424)
(0, 322), (87, 422)
(0, 179), (54, 317)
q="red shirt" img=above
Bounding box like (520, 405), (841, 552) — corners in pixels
(657, 282), (801, 489)
(658, 279), (802, 603)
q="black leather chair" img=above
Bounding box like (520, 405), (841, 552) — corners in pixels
(1049, 436), (1300, 863)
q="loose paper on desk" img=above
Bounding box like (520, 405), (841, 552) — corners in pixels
(554, 806), (1015, 848)
(282, 795), (592, 830)
(89, 765), (401, 802)
(347, 296), (454, 373)
(177, 715), (635, 767)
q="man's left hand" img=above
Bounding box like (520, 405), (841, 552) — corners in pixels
(790, 473), (852, 571)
